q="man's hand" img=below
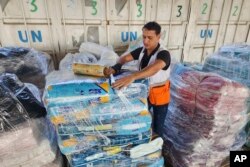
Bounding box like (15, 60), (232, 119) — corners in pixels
(103, 67), (116, 77)
(112, 75), (135, 90)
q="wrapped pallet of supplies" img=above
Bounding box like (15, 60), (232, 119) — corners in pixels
(0, 77), (59, 166)
(43, 70), (164, 167)
(0, 73), (46, 118)
(67, 138), (164, 167)
(203, 44), (250, 87)
(43, 71), (112, 104)
(0, 81), (29, 131)
(203, 44), (250, 148)
(0, 47), (54, 92)
(219, 44), (250, 60)
(163, 63), (249, 167)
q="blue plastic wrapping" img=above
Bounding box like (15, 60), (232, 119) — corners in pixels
(67, 140), (164, 167)
(43, 69), (165, 166)
(203, 44), (250, 87)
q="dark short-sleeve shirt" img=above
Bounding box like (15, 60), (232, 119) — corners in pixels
(130, 44), (171, 70)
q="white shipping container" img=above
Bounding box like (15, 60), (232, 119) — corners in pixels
(108, 23), (185, 61)
(107, 0), (151, 22)
(222, 0), (250, 44)
(0, 24), (54, 51)
(58, 0), (106, 22)
(0, 0), (250, 65)
(0, 0), (59, 65)
(2, 0), (55, 23)
(108, 24), (143, 51)
(183, 0), (250, 63)
(150, 0), (190, 23)
(62, 24), (107, 52)
(183, 0), (225, 63)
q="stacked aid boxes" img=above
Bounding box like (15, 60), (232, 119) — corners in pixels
(43, 71), (164, 167)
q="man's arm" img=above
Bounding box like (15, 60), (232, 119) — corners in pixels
(103, 53), (134, 77)
(112, 59), (166, 89)
(118, 53), (134, 64)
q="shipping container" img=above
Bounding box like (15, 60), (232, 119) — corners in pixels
(184, 0), (250, 63)
(0, 0), (249, 66)
(1, 1), (250, 167)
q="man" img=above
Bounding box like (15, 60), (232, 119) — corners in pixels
(104, 21), (171, 138)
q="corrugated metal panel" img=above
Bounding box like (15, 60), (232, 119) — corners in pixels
(247, 27), (250, 43)
(3, 0), (54, 23)
(150, 0), (190, 23)
(0, 0), (57, 65)
(0, 0), (250, 65)
(62, 24), (107, 52)
(107, 0), (150, 22)
(0, 4), (3, 47)
(150, 0), (190, 61)
(57, 0), (106, 23)
(221, 0), (250, 44)
(108, 24), (143, 51)
(0, 0), (9, 11)
(160, 24), (187, 61)
(108, 22), (185, 61)
(1, 24), (54, 50)
(183, 0), (250, 63)
(56, 0), (108, 63)
(183, 0), (225, 63)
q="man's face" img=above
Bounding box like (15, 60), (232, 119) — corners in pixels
(142, 28), (160, 50)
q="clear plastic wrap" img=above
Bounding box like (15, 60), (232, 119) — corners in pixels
(25, 83), (42, 102)
(59, 52), (98, 71)
(79, 42), (110, 59)
(0, 47), (54, 91)
(43, 70), (164, 166)
(203, 44), (250, 87)
(60, 43), (118, 77)
(44, 71), (112, 104)
(0, 73), (46, 118)
(65, 137), (164, 167)
(219, 44), (250, 60)
(79, 42), (118, 66)
(0, 118), (58, 167)
(0, 71), (61, 166)
(163, 63), (249, 167)
(203, 44), (250, 148)
(0, 81), (29, 132)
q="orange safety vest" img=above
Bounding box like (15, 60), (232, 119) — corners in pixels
(149, 80), (170, 105)
(138, 45), (171, 105)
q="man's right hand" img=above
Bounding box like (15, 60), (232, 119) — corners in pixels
(103, 67), (116, 77)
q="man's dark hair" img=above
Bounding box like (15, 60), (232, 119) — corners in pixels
(143, 21), (161, 35)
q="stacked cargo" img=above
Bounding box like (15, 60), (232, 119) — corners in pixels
(203, 44), (250, 87)
(43, 70), (164, 166)
(203, 44), (250, 148)
(0, 74), (58, 166)
(163, 63), (249, 167)
(0, 47), (60, 166)
(0, 47), (54, 93)
(46, 42), (163, 166)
